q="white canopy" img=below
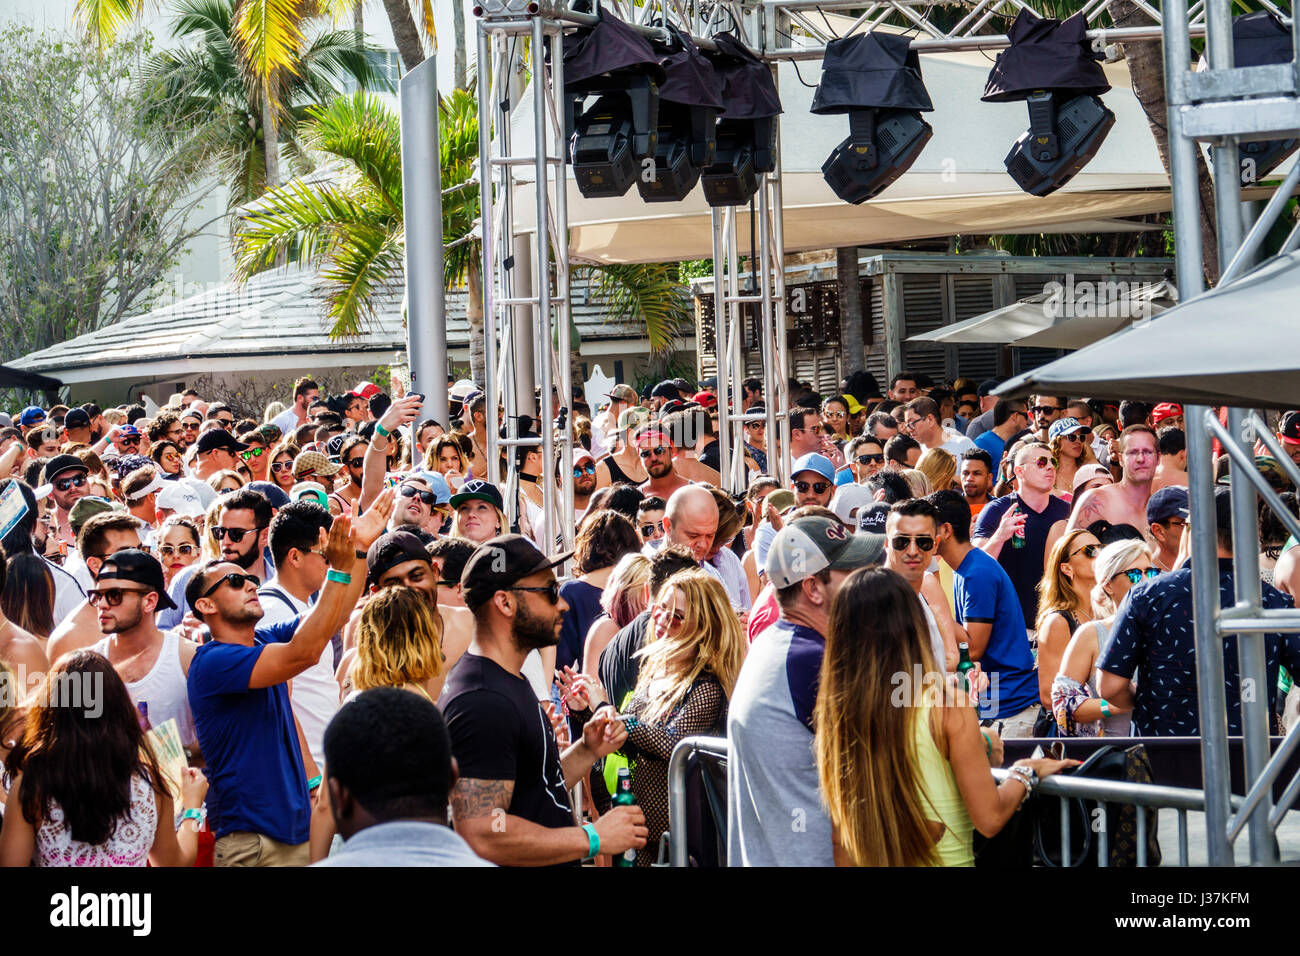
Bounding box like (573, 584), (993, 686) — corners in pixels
(995, 251), (1300, 408)
(509, 48), (1173, 263)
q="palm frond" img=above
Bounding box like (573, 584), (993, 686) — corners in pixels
(234, 178), (387, 277)
(419, 0), (437, 53)
(586, 263), (690, 355)
(233, 0), (305, 103)
(74, 0), (140, 45)
(168, 0), (234, 45)
(303, 93), (404, 214)
(300, 29), (391, 94)
(319, 227), (406, 337)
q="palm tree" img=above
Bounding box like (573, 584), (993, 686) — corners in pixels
(142, 0), (386, 213)
(234, 91), (690, 380)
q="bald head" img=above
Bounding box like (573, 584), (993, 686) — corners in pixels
(662, 485), (718, 562)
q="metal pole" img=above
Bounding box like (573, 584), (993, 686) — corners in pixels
(712, 209), (733, 492)
(512, 234), (538, 421)
(478, 25), (501, 488)
(550, 24), (576, 557)
(399, 55), (448, 430)
(1205, 0), (1243, 268)
(767, 100), (790, 485)
(1226, 407), (1276, 863)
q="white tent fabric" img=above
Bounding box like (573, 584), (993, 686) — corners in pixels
(508, 48), (1173, 263)
(994, 250), (1300, 408)
(909, 278), (1177, 348)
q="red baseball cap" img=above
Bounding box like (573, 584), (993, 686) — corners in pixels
(1151, 402), (1183, 426)
(350, 382), (382, 399)
(692, 391), (718, 409)
(1279, 410), (1300, 446)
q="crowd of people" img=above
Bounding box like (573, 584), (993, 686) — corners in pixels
(0, 366), (1296, 868)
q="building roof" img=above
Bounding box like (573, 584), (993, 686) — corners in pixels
(11, 263), (646, 382)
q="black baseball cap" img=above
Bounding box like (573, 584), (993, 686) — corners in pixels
(64, 407), (91, 430)
(196, 429), (248, 455)
(42, 454), (89, 485)
(461, 535), (573, 611)
(977, 379), (1002, 397)
(449, 478), (504, 511)
(651, 381), (680, 400)
(95, 549), (178, 610)
(367, 530), (432, 587)
(1279, 410), (1300, 445)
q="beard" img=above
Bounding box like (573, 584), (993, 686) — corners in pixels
(226, 536), (261, 570)
(647, 459), (672, 479)
(511, 599), (560, 652)
(103, 604), (144, 634)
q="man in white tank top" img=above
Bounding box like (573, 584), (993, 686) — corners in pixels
(86, 549), (200, 756)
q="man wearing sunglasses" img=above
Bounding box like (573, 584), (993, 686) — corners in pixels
(972, 442), (1070, 633)
(186, 489), (393, 867)
(1067, 424), (1159, 540)
(790, 453), (836, 510)
(634, 425), (689, 499)
(902, 397), (975, 457)
(385, 474), (450, 536)
(1027, 395), (1066, 443)
(884, 499), (960, 673)
(930, 489), (1041, 737)
(87, 549), (200, 758)
(43, 454), (92, 548)
(48, 512), (145, 662)
(845, 436), (886, 484)
(1146, 486), (1189, 575)
(192, 428), (248, 483)
(177, 408), (202, 450)
(444, 534), (646, 866)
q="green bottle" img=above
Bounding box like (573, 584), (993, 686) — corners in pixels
(613, 767), (637, 868)
(956, 643), (975, 695)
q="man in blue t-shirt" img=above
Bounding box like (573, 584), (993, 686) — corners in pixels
(971, 441), (1069, 632)
(972, 397), (1029, 479)
(187, 491), (392, 866)
(931, 490), (1040, 738)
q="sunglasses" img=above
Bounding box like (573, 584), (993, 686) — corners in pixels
(573, 464), (596, 477)
(216, 419), (235, 429)
(640, 520), (664, 537)
(211, 525), (264, 543)
(638, 446), (668, 459)
(890, 534), (935, 552)
(345, 456), (366, 468)
(855, 453), (884, 465)
(1021, 455), (1058, 470)
(200, 571), (259, 599)
(118, 437), (141, 446)
(399, 485), (437, 505)
(239, 448), (265, 461)
(158, 543), (196, 557)
(511, 581), (560, 604)
(1033, 406), (1061, 416)
(793, 480), (830, 495)
(1113, 567), (1160, 585)
(87, 586), (152, 607)
(1069, 543), (1101, 559)
(54, 474), (87, 492)
(271, 461), (294, 473)
(823, 410), (846, 419)
(182, 422), (200, 431)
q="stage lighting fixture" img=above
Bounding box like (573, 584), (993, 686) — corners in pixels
(638, 25), (724, 202)
(810, 32), (934, 205)
(982, 10), (1114, 197)
(700, 33), (782, 207)
(562, 5), (665, 198)
(1212, 12), (1299, 187)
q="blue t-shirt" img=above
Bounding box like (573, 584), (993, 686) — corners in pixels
(973, 430), (1007, 471)
(557, 579), (604, 672)
(953, 548), (1039, 720)
(972, 492), (1071, 628)
(188, 618), (310, 845)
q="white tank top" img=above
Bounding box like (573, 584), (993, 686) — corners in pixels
(90, 629), (197, 748)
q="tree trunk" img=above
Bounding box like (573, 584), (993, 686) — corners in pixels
(261, 85), (280, 190)
(353, 0), (363, 47)
(836, 246), (865, 379)
(467, 256), (485, 385)
(382, 0), (426, 72)
(1110, 0), (1220, 284)
(454, 0), (468, 90)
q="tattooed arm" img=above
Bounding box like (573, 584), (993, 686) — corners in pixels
(1066, 487), (1107, 533)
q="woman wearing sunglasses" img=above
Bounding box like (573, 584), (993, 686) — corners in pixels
(1048, 419), (1099, 501)
(267, 441), (301, 494)
(150, 441), (184, 480)
(1052, 539), (1149, 736)
(1034, 529), (1102, 730)
(237, 435), (271, 482)
(157, 517), (202, 588)
(821, 396), (852, 444)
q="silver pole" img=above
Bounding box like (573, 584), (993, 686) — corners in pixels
(1205, 0), (1243, 267)
(512, 234), (538, 421)
(768, 102), (790, 486)
(1226, 407), (1276, 863)
(550, 24), (576, 557)
(712, 209), (733, 491)
(478, 25), (501, 487)
(399, 55), (448, 429)
(532, 16), (560, 557)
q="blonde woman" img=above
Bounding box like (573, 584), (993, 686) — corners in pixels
(343, 585), (445, 703)
(449, 481), (507, 545)
(1052, 540), (1150, 736)
(916, 447), (959, 494)
(577, 569), (745, 866)
(899, 468), (932, 500)
(815, 567), (1076, 866)
(1049, 420), (1098, 500)
(1034, 528), (1101, 715)
(426, 435), (469, 491)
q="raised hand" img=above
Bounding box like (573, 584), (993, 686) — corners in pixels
(352, 487), (395, 548)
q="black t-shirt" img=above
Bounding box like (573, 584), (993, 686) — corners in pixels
(699, 440), (721, 473)
(598, 610), (652, 709)
(441, 653), (575, 838)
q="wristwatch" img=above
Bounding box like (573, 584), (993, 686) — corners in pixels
(1009, 764), (1039, 793)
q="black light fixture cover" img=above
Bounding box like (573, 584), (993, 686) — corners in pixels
(700, 32), (783, 206)
(1225, 11), (1299, 186)
(638, 24), (725, 202)
(982, 10), (1114, 196)
(562, 3), (667, 198)
(811, 32), (934, 205)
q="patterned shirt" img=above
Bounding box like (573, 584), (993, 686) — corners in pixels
(1098, 558), (1300, 736)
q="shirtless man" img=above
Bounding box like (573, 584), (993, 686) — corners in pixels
(1150, 427), (1188, 494)
(1067, 425), (1158, 537)
(662, 408), (721, 486)
(635, 425), (691, 499)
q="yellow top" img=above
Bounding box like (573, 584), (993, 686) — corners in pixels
(912, 699), (975, 867)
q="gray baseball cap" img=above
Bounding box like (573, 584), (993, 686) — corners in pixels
(765, 515), (885, 588)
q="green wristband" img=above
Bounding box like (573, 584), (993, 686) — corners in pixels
(582, 822), (600, 860)
(375, 422), (391, 438)
(180, 808), (204, 823)
(326, 569), (352, 585)
(981, 731), (992, 758)
(1099, 699), (1112, 718)
(307, 774), (322, 791)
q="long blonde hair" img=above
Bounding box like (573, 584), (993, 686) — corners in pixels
(1035, 528), (1096, 632)
(915, 448), (958, 493)
(815, 566), (940, 866)
(352, 586), (444, 691)
(631, 569), (745, 725)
